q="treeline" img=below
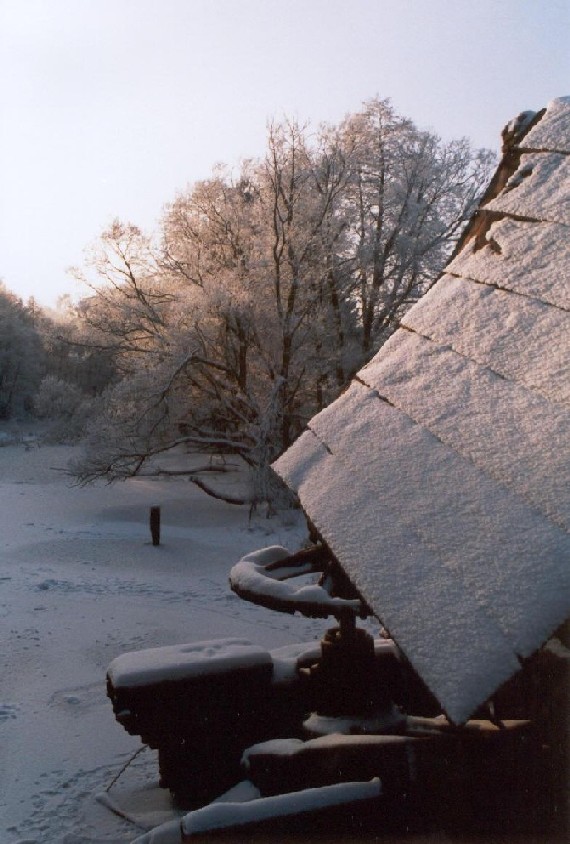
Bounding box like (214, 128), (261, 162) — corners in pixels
(0, 285), (114, 436)
(4, 99), (494, 505)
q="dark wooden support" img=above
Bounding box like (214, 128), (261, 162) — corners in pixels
(150, 506), (161, 546)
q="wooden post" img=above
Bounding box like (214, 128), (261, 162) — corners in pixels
(150, 506), (161, 546)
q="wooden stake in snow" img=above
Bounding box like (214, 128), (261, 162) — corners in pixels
(150, 506), (161, 546)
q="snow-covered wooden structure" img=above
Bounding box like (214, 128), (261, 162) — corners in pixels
(273, 97), (570, 726)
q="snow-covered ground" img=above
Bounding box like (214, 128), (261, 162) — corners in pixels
(0, 442), (328, 843)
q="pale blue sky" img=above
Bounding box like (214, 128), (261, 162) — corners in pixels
(1, 0), (568, 307)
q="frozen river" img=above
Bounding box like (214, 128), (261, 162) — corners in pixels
(0, 443), (318, 843)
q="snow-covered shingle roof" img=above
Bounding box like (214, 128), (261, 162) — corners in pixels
(273, 97), (570, 725)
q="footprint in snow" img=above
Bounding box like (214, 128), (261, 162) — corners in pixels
(0, 703), (18, 723)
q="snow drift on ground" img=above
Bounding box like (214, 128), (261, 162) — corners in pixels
(0, 440), (330, 843)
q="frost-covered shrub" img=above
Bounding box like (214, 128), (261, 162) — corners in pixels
(34, 376), (94, 443)
(35, 376), (82, 419)
(250, 464), (298, 517)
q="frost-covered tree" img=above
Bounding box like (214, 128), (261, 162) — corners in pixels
(69, 219), (175, 371)
(338, 98), (494, 357)
(71, 101), (494, 507)
(33, 374), (95, 443)
(0, 284), (46, 419)
(39, 311), (116, 399)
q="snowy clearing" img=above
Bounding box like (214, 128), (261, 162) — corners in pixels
(0, 442), (330, 843)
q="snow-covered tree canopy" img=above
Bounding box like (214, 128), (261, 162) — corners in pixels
(71, 99), (494, 505)
(0, 284), (46, 419)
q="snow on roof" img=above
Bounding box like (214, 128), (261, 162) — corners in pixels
(486, 152), (570, 224)
(522, 96), (570, 152)
(272, 98), (570, 725)
(447, 218), (569, 309)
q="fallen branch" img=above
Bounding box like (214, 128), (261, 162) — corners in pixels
(105, 745), (148, 792)
(189, 475), (248, 505)
(140, 463), (239, 477)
